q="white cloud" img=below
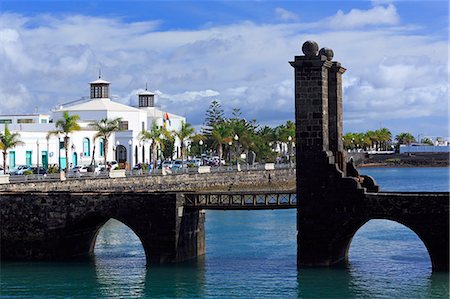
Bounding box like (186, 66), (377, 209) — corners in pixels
(0, 4), (447, 136)
(275, 7), (300, 22)
(326, 4), (399, 29)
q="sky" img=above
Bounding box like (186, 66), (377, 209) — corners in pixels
(0, 0), (448, 138)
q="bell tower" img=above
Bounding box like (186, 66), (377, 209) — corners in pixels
(89, 71), (110, 99)
(138, 84), (155, 108)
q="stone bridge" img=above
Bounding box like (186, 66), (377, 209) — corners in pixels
(1, 41), (448, 272)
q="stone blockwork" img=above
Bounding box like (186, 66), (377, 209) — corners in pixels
(0, 191), (205, 264)
(0, 168), (295, 193)
(291, 41), (449, 272)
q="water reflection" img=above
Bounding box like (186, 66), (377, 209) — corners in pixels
(348, 219), (436, 298)
(94, 219), (147, 298)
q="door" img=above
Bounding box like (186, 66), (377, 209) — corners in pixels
(72, 152), (78, 167)
(60, 157), (67, 171)
(9, 151), (16, 169)
(42, 151), (48, 169)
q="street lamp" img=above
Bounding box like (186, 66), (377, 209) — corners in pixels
(114, 140), (120, 162)
(139, 141), (143, 164)
(199, 140), (204, 165)
(57, 133), (62, 172)
(234, 134), (239, 169)
(128, 139), (132, 170)
(148, 138), (153, 171)
(288, 136), (292, 166)
(228, 141), (232, 166)
(36, 140), (40, 175)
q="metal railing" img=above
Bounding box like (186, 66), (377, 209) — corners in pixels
(184, 190), (297, 210)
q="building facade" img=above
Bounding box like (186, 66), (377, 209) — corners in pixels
(0, 78), (185, 171)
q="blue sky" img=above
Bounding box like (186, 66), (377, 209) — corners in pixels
(0, 1), (448, 139)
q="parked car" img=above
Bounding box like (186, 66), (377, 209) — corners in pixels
(0, 166), (3, 175)
(10, 165), (30, 175)
(94, 164), (106, 174)
(108, 160), (119, 170)
(161, 160), (174, 169)
(208, 156), (225, 166)
(30, 167), (48, 175)
(69, 165), (89, 175)
(189, 158), (202, 167)
(172, 160), (189, 170)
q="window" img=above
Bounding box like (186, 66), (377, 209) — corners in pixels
(83, 138), (90, 156)
(26, 151), (32, 166)
(119, 121), (128, 130)
(59, 141), (64, 150)
(0, 119), (12, 124)
(40, 119), (48, 124)
(17, 119), (34, 124)
(99, 139), (104, 157)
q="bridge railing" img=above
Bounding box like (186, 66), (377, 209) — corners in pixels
(184, 190), (297, 210)
(5, 163), (295, 184)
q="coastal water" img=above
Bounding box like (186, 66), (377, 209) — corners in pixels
(1, 167), (449, 298)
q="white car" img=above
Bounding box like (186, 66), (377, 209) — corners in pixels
(95, 164), (106, 174)
(10, 165), (30, 175)
(69, 165), (88, 175)
(108, 161), (119, 170)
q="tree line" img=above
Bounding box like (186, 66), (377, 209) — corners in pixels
(0, 99), (433, 173)
(343, 130), (430, 151)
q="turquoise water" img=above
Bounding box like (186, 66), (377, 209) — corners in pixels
(1, 167), (449, 298)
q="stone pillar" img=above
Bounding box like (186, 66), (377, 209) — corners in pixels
(290, 41), (332, 155)
(327, 56), (346, 172)
(291, 41), (365, 268)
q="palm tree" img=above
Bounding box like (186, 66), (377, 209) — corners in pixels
(173, 121), (195, 169)
(48, 111), (81, 174)
(0, 124), (23, 173)
(211, 121), (232, 160)
(90, 117), (122, 166)
(139, 121), (162, 171)
(377, 128), (392, 150)
(395, 132), (416, 146)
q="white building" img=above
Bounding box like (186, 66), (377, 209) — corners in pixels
(0, 77), (185, 171)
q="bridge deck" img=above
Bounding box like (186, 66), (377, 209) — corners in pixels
(184, 190), (297, 210)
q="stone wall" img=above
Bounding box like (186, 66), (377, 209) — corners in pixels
(0, 168), (296, 193)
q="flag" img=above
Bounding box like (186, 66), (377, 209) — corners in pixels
(164, 112), (171, 126)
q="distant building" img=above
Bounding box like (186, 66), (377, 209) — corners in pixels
(399, 144), (450, 154)
(0, 77), (185, 171)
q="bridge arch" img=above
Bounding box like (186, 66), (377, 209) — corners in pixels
(346, 218), (432, 270)
(93, 218), (147, 261)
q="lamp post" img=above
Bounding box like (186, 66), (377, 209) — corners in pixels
(57, 133), (62, 172)
(114, 140), (120, 162)
(128, 139), (132, 170)
(288, 136), (292, 166)
(228, 141), (232, 167)
(139, 141), (143, 164)
(148, 138), (153, 172)
(234, 134), (239, 169)
(36, 140), (40, 175)
(199, 140), (204, 165)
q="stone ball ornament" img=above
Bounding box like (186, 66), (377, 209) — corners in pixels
(319, 47), (334, 61)
(302, 40), (319, 56)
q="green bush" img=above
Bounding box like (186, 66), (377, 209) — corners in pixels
(385, 158), (401, 163)
(23, 170), (33, 175)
